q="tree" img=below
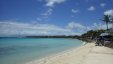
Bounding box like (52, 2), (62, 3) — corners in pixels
(102, 15), (110, 31)
(110, 18), (113, 28)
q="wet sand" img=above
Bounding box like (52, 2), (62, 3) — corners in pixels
(26, 42), (113, 64)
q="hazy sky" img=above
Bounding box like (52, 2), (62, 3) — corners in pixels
(0, 0), (113, 36)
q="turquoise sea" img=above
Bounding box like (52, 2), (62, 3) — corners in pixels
(0, 38), (83, 64)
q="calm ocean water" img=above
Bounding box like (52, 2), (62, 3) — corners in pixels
(0, 38), (83, 64)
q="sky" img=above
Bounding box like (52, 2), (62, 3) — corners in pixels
(0, 0), (113, 37)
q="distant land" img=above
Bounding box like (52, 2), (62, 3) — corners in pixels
(26, 35), (80, 38)
(1, 29), (112, 42)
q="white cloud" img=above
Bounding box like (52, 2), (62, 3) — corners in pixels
(37, 8), (53, 21)
(38, 0), (66, 22)
(0, 21), (80, 37)
(104, 9), (113, 16)
(46, 0), (66, 7)
(66, 22), (87, 34)
(66, 22), (85, 29)
(100, 3), (106, 7)
(72, 9), (79, 13)
(0, 20), (112, 37)
(88, 6), (95, 11)
(66, 22), (112, 35)
(37, 18), (42, 21)
(41, 8), (53, 16)
(87, 23), (112, 30)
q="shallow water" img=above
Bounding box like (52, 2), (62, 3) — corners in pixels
(0, 38), (83, 64)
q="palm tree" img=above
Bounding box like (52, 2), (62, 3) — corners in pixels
(102, 15), (110, 31)
(111, 18), (113, 28)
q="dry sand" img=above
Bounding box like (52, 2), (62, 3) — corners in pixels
(26, 42), (113, 64)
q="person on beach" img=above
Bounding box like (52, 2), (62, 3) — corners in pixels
(101, 36), (105, 46)
(95, 36), (104, 46)
(95, 37), (100, 46)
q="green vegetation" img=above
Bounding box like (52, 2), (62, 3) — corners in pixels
(102, 15), (110, 31)
(79, 29), (105, 42)
(26, 35), (80, 39)
(102, 15), (113, 32)
(26, 29), (105, 42)
(79, 14), (113, 42)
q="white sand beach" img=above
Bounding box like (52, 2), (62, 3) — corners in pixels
(26, 42), (113, 64)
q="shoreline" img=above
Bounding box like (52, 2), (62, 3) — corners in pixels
(24, 38), (84, 64)
(26, 42), (113, 64)
(25, 42), (91, 64)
